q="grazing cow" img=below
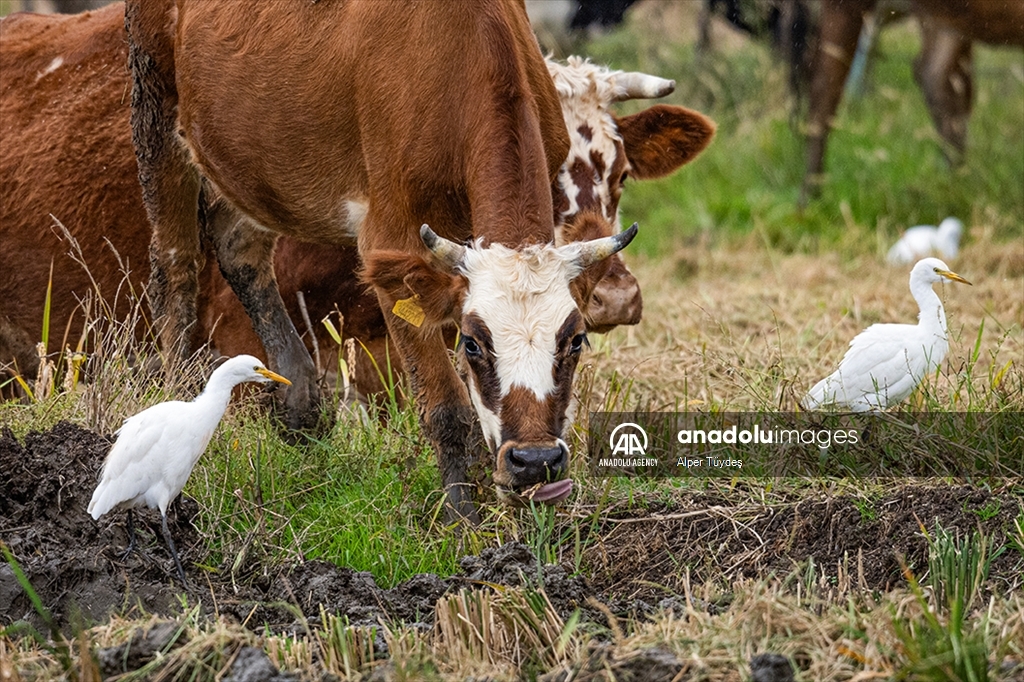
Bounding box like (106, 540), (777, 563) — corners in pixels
(124, 0), (687, 520)
(202, 56), (716, 397)
(799, 0), (1024, 204)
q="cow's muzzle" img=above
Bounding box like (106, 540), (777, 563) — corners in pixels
(497, 440), (572, 504)
(587, 270), (642, 333)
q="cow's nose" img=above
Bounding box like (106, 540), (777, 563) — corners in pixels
(506, 444), (568, 483)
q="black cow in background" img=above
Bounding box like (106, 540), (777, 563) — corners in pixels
(697, 0), (817, 101)
(570, 0), (639, 31)
(570, 0), (814, 101)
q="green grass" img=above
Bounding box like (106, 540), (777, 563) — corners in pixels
(186, 400), (466, 588)
(580, 16), (1024, 257)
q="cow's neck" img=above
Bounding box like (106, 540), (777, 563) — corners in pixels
(462, 5), (557, 250)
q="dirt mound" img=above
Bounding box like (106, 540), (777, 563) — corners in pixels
(0, 421), (196, 627)
(0, 422), (589, 632)
(586, 485), (1022, 603)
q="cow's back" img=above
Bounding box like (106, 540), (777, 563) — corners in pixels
(173, 0), (567, 248)
(917, 0), (1024, 46)
(0, 4), (150, 374)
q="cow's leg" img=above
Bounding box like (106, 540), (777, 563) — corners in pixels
(126, 0), (203, 361)
(800, 0), (870, 206)
(696, 0), (714, 53)
(204, 200), (322, 431)
(374, 302), (479, 524)
(915, 19), (973, 167)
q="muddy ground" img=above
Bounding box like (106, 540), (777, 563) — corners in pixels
(2, 422), (1021, 646)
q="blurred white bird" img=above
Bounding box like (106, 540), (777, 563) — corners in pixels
(886, 217), (963, 265)
(802, 258), (971, 412)
(88, 355), (290, 584)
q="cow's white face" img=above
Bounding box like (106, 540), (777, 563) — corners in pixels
(459, 242), (584, 448)
(417, 225), (636, 503)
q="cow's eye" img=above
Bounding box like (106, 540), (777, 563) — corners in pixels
(463, 337), (482, 358)
(570, 333), (588, 355)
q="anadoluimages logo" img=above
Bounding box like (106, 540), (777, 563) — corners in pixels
(609, 422), (648, 456)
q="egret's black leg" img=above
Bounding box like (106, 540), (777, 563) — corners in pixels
(160, 513), (188, 586)
(121, 509), (138, 560)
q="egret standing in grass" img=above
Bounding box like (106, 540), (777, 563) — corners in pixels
(88, 355), (291, 584)
(801, 258), (971, 412)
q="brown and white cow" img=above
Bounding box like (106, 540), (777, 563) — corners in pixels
(549, 56), (715, 331)
(203, 57), (716, 396)
(124, 0), (652, 519)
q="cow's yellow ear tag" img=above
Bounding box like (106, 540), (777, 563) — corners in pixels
(392, 296), (425, 327)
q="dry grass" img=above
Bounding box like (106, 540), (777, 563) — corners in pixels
(5, 575), (1020, 681)
(581, 227), (1024, 413)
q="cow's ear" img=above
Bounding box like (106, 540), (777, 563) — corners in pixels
(617, 104), (716, 179)
(362, 251), (466, 328)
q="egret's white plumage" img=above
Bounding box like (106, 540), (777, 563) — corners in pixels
(886, 217), (963, 265)
(88, 355), (290, 582)
(801, 258), (971, 412)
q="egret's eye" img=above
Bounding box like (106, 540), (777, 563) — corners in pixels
(463, 337), (482, 358)
(570, 333), (588, 355)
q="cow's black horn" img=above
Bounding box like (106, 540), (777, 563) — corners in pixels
(420, 224), (466, 268)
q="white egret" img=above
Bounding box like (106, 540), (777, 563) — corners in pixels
(87, 355), (291, 584)
(801, 258), (971, 412)
(886, 217), (963, 265)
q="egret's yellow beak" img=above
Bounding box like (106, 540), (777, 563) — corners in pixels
(256, 367), (292, 385)
(937, 269), (972, 286)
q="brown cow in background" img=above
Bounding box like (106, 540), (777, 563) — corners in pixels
(1, 5), (136, 381)
(798, 0), (1024, 203)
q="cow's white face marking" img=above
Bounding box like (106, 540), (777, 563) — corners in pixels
(36, 56), (64, 82)
(547, 56), (629, 232)
(467, 370), (504, 450)
(458, 242), (583, 448)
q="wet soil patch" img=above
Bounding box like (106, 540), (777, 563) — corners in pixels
(584, 484), (1023, 606)
(0, 422), (589, 632)
(2, 422), (1020, 637)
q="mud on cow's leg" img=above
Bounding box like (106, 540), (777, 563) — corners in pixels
(206, 200), (322, 432)
(126, 0), (203, 359)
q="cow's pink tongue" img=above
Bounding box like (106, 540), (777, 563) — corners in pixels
(525, 478), (573, 504)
